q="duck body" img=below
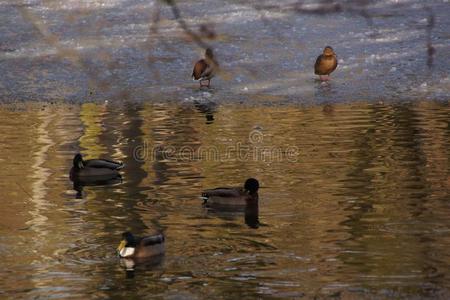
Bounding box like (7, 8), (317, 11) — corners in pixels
(192, 59), (211, 80)
(202, 178), (259, 209)
(202, 187), (254, 207)
(117, 232), (165, 259)
(70, 153), (124, 182)
(314, 46), (338, 80)
(192, 48), (217, 87)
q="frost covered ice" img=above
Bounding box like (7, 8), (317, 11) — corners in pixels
(0, 0), (449, 103)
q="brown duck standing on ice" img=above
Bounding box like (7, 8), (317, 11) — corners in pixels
(192, 48), (218, 88)
(314, 46), (338, 81)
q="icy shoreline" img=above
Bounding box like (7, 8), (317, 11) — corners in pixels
(0, 0), (449, 103)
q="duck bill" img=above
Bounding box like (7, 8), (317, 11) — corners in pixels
(117, 240), (127, 253)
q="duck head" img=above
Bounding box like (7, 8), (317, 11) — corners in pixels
(323, 46), (335, 56)
(73, 153), (84, 170)
(205, 48), (214, 59)
(244, 178), (259, 194)
(117, 231), (137, 257)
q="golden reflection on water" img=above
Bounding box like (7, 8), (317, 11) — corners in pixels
(29, 110), (54, 230)
(79, 103), (108, 159)
(0, 101), (448, 299)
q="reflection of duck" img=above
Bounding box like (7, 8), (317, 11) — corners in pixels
(244, 199), (260, 229)
(322, 103), (334, 114)
(202, 178), (259, 208)
(194, 100), (216, 124)
(72, 176), (122, 199)
(117, 232), (165, 259)
(192, 48), (218, 88)
(120, 254), (165, 276)
(314, 46), (338, 81)
(70, 153), (124, 182)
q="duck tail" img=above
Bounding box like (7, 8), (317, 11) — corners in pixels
(201, 193), (209, 204)
(143, 234), (165, 246)
(153, 233), (165, 243)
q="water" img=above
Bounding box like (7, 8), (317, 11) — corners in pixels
(0, 100), (449, 299)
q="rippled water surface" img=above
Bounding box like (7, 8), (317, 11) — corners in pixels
(0, 101), (449, 299)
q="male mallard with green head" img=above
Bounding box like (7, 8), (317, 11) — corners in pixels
(192, 48), (218, 88)
(314, 46), (338, 81)
(201, 178), (259, 208)
(70, 153), (124, 182)
(117, 232), (165, 259)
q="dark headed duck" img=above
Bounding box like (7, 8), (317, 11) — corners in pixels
(70, 153), (124, 181)
(201, 178), (259, 208)
(117, 231), (165, 259)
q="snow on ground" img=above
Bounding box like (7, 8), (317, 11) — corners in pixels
(0, 0), (449, 103)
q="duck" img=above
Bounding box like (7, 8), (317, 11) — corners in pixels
(201, 178), (259, 208)
(192, 48), (218, 88)
(69, 153), (124, 182)
(117, 231), (165, 258)
(314, 46), (338, 81)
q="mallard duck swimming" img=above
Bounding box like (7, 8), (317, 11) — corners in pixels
(314, 46), (338, 81)
(201, 178), (259, 208)
(70, 153), (124, 182)
(192, 48), (218, 88)
(117, 232), (165, 258)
